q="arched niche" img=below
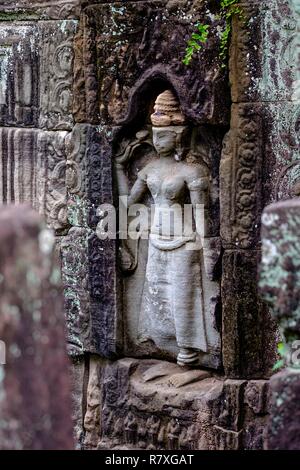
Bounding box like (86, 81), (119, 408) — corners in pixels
(112, 75), (223, 369)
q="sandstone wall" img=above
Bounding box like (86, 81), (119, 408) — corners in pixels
(0, 0), (298, 450)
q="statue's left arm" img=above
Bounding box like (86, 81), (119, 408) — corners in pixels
(186, 167), (210, 239)
(187, 166), (221, 280)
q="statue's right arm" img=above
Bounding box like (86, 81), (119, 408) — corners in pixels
(128, 171), (148, 206)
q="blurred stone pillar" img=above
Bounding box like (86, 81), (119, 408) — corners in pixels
(0, 205), (73, 450)
(260, 199), (300, 449)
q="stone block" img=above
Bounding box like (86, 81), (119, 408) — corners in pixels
(0, 127), (38, 206)
(37, 130), (69, 233)
(0, 205), (73, 450)
(60, 227), (90, 356)
(222, 249), (277, 378)
(211, 379), (246, 432)
(267, 369), (300, 449)
(262, 102), (300, 206)
(0, 127), (69, 233)
(83, 355), (102, 449)
(230, 0), (299, 104)
(242, 421), (266, 450)
(39, 20), (77, 130)
(0, 23), (38, 127)
(244, 380), (269, 415)
(86, 126), (121, 358)
(73, 0), (230, 126)
(213, 426), (243, 450)
(220, 103), (264, 249)
(229, 1), (262, 103)
(97, 358), (225, 450)
(0, 1), (82, 19)
(70, 355), (86, 448)
(66, 124), (89, 226)
(259, 199), (300, 355)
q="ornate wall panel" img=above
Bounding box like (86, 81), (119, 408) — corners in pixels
(220, 103), (263, 250)
(39, 20), (77, 130)
(74, 0), (230, 126)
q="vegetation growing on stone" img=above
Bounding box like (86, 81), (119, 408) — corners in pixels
(183, 0), (245, 67)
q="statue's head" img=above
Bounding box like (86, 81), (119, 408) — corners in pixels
(151, 90), (189, 160)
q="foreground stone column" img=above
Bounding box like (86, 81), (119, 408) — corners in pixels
(260, 199), (300, 450)
(0, 205), (73, 450)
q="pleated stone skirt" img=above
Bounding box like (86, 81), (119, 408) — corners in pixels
(138, 237), (208, 352)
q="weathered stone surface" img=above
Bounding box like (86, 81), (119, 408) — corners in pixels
(39, 20), (77, 130)
(229, 1), (262, 103)
(213, 427), (242, 451)
(87, 126), (121, 358)
(0, 127), (69, 233)
(97, 358), (224, 450)
(0, 1), (82, 20)
(83, 355), (102, 449)
(37, 130), (69, 233)
(60, 227), (90, 356)
(259, 0), (299, 103)
(66, 123), (90, 228)
(242, 420), (267, 450)
(267, 369), (300, 450)
(70, 356), (86, 449)
(222, 250), (277, 378)
(1, 0), (290, 450)
(0, 23), (38, 127)
(220, 103), (264, 249)
(77, 358), (270, 450)
(60, 124), (121, 358)
(211, 380), (246, 432)
(74, 0), (230, 126)
(263, 102), (300, 206)
(230, 0), (299, 104)
(0, 205), (73, 450)
(259, 200), (300, 449)
(0, 127), (38, 206)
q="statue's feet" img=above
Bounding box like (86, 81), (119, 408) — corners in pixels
(177, 348), (199, 367)
(168, 370), (211, 388)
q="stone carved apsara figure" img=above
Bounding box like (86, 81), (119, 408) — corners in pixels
(127, 90), (210, 366)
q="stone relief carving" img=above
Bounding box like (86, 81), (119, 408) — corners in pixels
(0, 128), (38, 206)
(94, 358), (269, 450)
(220, 104), (263, 249)
(37, 130), (69, 233)
(0, 127), (70, 233)
(74, 1), (230, 126)
(115, 90), (221, 368)
(39, 20), (77, 130)
(265, 103), (300, 203)
(0, 24), (38, 127)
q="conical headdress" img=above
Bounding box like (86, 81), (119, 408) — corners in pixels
(151, 90), (186, 127)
